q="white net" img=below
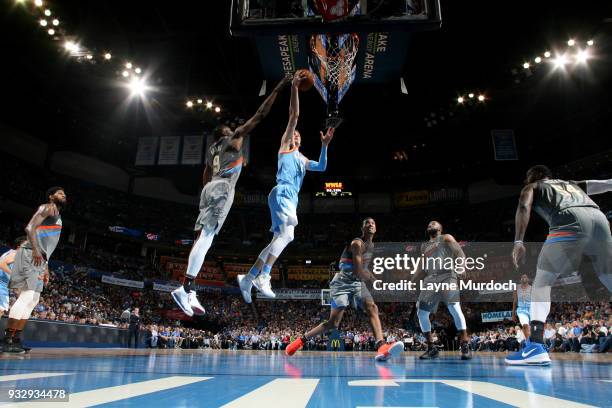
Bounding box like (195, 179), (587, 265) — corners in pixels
(310, 33), (360, 90)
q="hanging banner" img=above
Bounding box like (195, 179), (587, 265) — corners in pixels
(492, 129), (518, 161)
(135, 137), (159, 166)
(181, 135), (204, 165)
(158, 136), (181, 165)
(101, 275), (144, 289)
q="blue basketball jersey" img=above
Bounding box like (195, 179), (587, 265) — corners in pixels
(276, 148), (306, 193)
(0, 249), (14, 288)
(517, 284), (531, 314)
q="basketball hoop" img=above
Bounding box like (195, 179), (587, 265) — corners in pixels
(309, 32), (359, 128)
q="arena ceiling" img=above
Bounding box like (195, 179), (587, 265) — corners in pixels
(0, 0), (610, 194)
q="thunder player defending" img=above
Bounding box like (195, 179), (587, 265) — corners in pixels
(413, 221), (472, 360)
(0, 237), (27, 319)
(171, 77), (291, 316)
(507, 165), (612, 365)
(512, 274), (532, 343)
(3, 187), (65, 353)
(285, 217), (404, 361)
(238, 72), (335, 302)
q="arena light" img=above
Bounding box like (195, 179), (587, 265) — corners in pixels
(121, 70), (129, 78)
(125, 62), (133, 70)
(587, 39), (594, 46)
(553, 53), (568, 69)
(477, 95), (485, 102)
(567, 39), (576, 47)
(134, 67), (141, 74)
(34, 0), (43, 6)
(52, 18), (59, 26)
(205, 101), (213, 109)
(44, 9), (51, 16)
(215, 106), (221, 113)
(128, 77), (148, 97)
(457, 97), (464, 104)
(197, 99), (203, 104)
(86, 54), (93, 60)
(522, 62), (530, 69)
(468, 93), (474, 98)
(575, 49), (590, 64)
(64, 41), (79, 53)
(534, 56), (542, 64)
(47, 28), (55, 36)
(39, 19), (47, 27)
(104, 53), (112, 60)
(186, 100), (194, 108)
(544, 51), (551, 58)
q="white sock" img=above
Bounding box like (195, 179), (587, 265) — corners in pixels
(186, 230), (215, 278)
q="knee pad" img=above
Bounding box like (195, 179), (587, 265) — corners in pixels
(447, 302), (467, 331)
(9, 290), (39, 320)
(417, 309), (431, 333)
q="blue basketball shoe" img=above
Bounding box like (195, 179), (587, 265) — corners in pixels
(505, 342), (551, 365)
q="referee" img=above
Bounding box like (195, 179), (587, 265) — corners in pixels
(127, 307), (141, 348)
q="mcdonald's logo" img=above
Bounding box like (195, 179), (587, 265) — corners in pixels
(331, 339), (340, 349)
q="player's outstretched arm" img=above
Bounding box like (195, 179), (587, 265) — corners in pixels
(232, 77), (291, 149)
(574, 179), (612, 196)
(512, 184), (534, 268)
(280, 72), (307, 150)
(307, 128), (334, 172)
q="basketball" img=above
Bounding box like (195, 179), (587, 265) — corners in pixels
(296, 69), (314, 91)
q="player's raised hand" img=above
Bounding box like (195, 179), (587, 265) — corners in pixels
(320, 127), (335, 145)
(512, 242), (526, 269)
(292, 70), (308, 87)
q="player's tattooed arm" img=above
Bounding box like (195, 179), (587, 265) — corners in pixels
(25, 203), (56, 266)
(0, 251), (15, 274)
(232, 77), (291, 150)
(512, 183), (535, 268)
(351, 239), (374, 282)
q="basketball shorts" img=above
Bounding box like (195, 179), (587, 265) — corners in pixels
(417, 272), (460, 313)
(534, 207), (612, 293)
(268, 185), (299, 234)
(9, 247), (45, 294)
(195, 179), (236, 235)
(516, 310), (530, 325)
(329, 273), (372, 311)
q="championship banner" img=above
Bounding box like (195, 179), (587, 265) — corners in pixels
(394, 190), (429, 207)
(158, 136), (181, 165)
(481, 310), (513, 323)
(181, 135), (204, 165)
(255, 288), (320, 300)
(135, 137), (158, 166)
(492, 129), (518, 161)
(101, 275), (144, 289)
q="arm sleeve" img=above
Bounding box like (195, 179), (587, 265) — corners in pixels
(307, 145), (328, 172)
(585, 179), (612, 196)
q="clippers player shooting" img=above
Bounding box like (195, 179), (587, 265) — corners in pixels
(171, 77), (291, 317)
(3, 187), (65, 354)
(412, 221), (472, 360)
(285, 217), (404, 362)
(507, 165), (612, 365)
(238, 71), (335, 303)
